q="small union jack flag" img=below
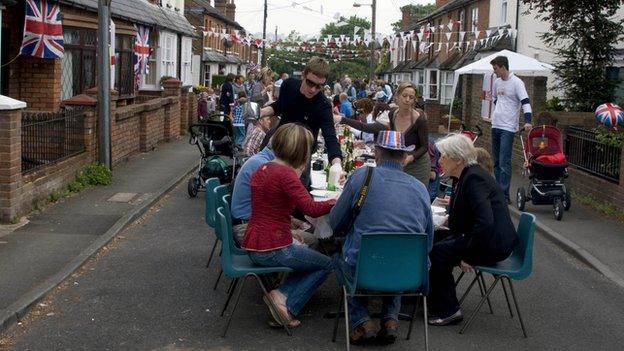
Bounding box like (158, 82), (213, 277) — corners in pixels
(134, 25), (151, 75)
(19, 0), (64, 59)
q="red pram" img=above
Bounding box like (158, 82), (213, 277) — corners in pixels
(517, 125), (570, 220)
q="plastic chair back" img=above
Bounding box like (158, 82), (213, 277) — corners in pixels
(204, 178), (221, 227)
(512, 213), (537, 280)
(353, 233), (429, 294)
(211, 185), (230, 240)
(216, 207), (236, 277)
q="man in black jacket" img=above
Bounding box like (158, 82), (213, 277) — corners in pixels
(219, 73), (235, 116)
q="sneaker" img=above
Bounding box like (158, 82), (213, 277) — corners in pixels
(427, 310), (463, 326)
(350, 321), (378, 345)
(377, 320), (399, 344)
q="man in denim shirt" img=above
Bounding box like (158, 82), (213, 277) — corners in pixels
(330, 130), (434, 345)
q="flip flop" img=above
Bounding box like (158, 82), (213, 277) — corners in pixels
(262, 295), (300, 329)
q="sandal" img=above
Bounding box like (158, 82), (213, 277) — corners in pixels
(262, 293), (301, 328)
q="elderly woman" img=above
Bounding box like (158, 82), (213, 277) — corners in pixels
(334, 81), (430, 185)
(251, 68), (274, 107)
(427, 134), (519, 326)
(243, 124), (336, 328)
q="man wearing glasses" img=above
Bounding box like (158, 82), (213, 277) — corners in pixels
(259, 57), (342, 179)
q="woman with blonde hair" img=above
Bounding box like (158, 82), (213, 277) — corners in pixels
(242, 123), (336, 328)
(251, 67), (274, 106)
(334, 81), (430, 185)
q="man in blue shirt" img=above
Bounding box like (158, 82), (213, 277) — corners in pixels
(339, 93), (354, 119)
(330, 130), (433, 345)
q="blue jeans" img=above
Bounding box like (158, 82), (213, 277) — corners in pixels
(427, 173), (441, 203)
(233, 126), (246, 146)
(249, 245), (334, 316)
(491, 128), (515, 200)
(334, 256), (401, 330)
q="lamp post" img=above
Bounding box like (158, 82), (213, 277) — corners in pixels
(353, 0), (376, 80)
(97, 0), (112, 169)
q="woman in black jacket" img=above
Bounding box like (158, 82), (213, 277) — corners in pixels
(428, 133), (519, 326)
(220, 73), (235, 116)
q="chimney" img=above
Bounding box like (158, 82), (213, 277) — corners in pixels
(225, 0), (236, 21)
(214, 0), (227, 17)
(400, 6), (419, 31)
(435, 0), (452, 9)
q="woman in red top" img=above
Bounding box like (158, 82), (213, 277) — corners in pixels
(243, 123), (336, 328)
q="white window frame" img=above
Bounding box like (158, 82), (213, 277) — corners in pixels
(180, 36), (193, 86)
(440, 71), (454, 105)
(160, 31), (178, 79)
(471, 7), (479, 33)
(501, 0), (508, 24)
(413, 70), (425, 97)
(424, 69), (439, 100)
(203, 63), (212, 86)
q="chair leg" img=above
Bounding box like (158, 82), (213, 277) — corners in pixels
(221, 276), (247, 337)
(250, 273), (292, 336)
(332, 288), (343, 342)
(478, 273), (494, 314)
(505, 277), (528, 337)
(406, 295), (418, 340)
(459, 275), (501, 334)
(423, 296), (429, 351)
(343, 287), (351, 351)
(455, 271), (465, 286)
(458, 273), (479, 306)
(500, 276), (514, 318)
(220, 278), (239, 317)
(213, 269), (223, 290)
(206, 240), (219, 268)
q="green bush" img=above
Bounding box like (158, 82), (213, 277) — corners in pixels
(211, 75), (226, 89)
(159, 75), (175, 87)
(545, 97), (564, 111)
(77, 163), (113, 186)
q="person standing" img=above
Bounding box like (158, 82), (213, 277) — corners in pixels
(273, 72), (289, 100)
(260, 56), (343, 177)
(251, 68), (274, 107)
(333, 78), (343, 96)
(244, 71), (257, 97)
(219, 73), (235, 116)
(489, 56), (533, 202)
(232, 74), (246, 99)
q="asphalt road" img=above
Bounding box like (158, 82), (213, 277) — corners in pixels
(2, 183), (623, 351)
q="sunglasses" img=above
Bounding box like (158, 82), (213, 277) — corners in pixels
(305, 77), (325, 90)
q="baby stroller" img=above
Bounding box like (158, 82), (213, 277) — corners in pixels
(516, 125), (570, 220)
(187, 114), (245, 197)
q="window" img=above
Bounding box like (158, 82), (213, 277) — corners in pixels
(459, 10), (465, 31)
(144, 30), (158, 87)
(413, 70), (425, 96)
(425, 69), (439, 100)
(181, 37), (193, 85)
(160, 32), (177, 78)
(203, 64), (211, 86)
(501, 0), (508, 24)
(440, 71), (454, 105)
(114, 35), (134, 96)
(471, 7), (479, 33)
(61, 27), (97, 100)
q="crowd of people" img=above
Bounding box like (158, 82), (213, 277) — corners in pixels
(203, 54), (532, 346)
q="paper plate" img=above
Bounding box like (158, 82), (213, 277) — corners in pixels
(310, 190), (328, 198)
(431, 205), (447, 215)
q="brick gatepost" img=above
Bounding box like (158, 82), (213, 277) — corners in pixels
(0, 96), (27, 223)
(162, 79), (182, 141)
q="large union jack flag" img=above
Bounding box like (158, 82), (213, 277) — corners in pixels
(134, 25), (151, 75)
(20, 0), (64, 59)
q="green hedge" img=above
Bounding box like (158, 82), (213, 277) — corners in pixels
(211, 74), (226, 89)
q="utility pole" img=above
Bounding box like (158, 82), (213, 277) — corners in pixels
(275, 26), (278, 42)
(97, 0), (112, 169)
(370, 0), (376, 80)
(261, 0), (267, 67)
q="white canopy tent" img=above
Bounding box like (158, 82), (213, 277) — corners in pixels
(448, 49), (555, 131)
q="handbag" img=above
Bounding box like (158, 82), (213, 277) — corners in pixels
(319, 166), (374, 255)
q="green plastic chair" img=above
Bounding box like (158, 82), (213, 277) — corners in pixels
(205, 179), (225, 269)
(332, 233), (430, 351)
(458, 212), (537, 337)
(215, 207), (294, 337)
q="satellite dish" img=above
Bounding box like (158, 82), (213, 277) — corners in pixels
(222, 38), (233, 49)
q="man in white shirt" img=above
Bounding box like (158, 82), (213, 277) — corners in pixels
(273, 72), (289, 100)
(490, 55), (533, 203)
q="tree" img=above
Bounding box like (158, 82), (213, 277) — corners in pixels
(391, 3), (435, 32)
(522, 0), (624, 111)
(320, 15), (370, 38)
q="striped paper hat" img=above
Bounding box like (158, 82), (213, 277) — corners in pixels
(376, 130), (415, 152)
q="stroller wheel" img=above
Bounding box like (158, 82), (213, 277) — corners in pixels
(553, 197), (564, 221)
(187, 177), (200, 198)
(563, 190), (572, 211)
(516, 187), (526, 211)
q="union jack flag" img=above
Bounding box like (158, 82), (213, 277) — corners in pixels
(134, 25), (151, 75)
(19, 0), (64, 59)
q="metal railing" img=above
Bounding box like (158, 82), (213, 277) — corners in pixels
(565, 126), (621, 183)
(21, 108), (86, 173)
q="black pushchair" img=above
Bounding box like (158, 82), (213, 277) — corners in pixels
(187, 113), (245, 197)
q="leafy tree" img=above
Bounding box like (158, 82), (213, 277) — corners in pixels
(522, 0), (624, 111)
(320, 15), (370, 38)
(391, 3), (435, 32)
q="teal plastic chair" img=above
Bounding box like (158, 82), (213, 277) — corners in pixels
(211, 185), (245, 290)
(205, 179), (225, 269)
(332, 233), (430, 351)
(215, 207), (294, 337)
(458, 213), (536, 337)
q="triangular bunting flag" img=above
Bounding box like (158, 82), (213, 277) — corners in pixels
(446, 32), (452, 41)
(459, 31), (466, 42)
(447, 19), (454, 31)
(485, 29), (492, 37)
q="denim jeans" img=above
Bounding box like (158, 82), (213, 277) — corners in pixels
(491, 128), (515, 200)
(233, 126), (246, 146)
(427, 173), (441, 203)
(334, 256), (401, 330)
(249, 245), (334, 316)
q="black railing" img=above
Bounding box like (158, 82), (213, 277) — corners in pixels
(565, 126), (621, 183)
(21, 108), (86, 173)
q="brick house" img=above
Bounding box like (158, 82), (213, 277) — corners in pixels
(1, 0), (196, 111)
(185, 0), (259, 87)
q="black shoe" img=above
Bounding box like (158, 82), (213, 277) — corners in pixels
(377, 320), (399, 344)
(428, 310), (463, 326)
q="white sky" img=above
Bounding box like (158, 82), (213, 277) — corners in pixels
(231, 0), (432, 38)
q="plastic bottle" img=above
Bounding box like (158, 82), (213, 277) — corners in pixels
(327, 163), (342, 191)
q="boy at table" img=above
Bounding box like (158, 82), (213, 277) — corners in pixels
(329, 130), (434, 345)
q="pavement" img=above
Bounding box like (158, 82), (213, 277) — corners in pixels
(0, 137), (623, 346)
